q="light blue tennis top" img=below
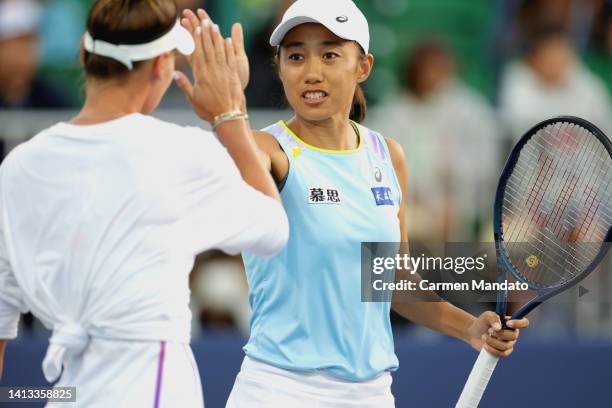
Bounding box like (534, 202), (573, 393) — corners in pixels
(242, 120), (402, 381)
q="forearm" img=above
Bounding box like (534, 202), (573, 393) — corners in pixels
(392, 300), (475, 343)
(391, 270), (473, 343)
(215, 119), (280, 202)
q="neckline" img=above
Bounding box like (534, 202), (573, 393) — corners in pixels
(280, 120), (363, 155)
(59, 112), (142, 129)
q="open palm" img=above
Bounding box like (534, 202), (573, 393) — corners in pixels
(186, 9), (249, 90)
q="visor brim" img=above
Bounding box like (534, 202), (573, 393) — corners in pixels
(172, 23), (195, 55)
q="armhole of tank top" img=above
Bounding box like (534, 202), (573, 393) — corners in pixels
(350, 121), (361, 146)
(275, 141), (290, 193)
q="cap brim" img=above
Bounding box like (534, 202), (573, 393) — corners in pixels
(270, 16), (325, 46)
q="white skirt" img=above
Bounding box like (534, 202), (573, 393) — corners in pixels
(46, 339), (204, 408)
(226, 356), (395, 408)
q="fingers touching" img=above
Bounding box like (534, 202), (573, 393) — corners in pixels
(231, 23), (245, 58)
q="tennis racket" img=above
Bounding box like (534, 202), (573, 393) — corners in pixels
(455, 116), (612, 408)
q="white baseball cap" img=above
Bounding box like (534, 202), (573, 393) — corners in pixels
(84, 19), (195, 70)
(270, 0), (370, 54)
(0, 0), (43, 41)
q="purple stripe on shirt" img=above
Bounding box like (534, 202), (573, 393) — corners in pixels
(368, 130), (386, 161)
(154, 341), (166, 408)
(376, 134), (387, 161)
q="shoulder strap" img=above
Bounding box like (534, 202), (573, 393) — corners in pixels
(357, 122), (391, 163)
(261, 121), (303, 160)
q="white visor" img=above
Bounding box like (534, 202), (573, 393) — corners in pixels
(84, 19), (195, 70)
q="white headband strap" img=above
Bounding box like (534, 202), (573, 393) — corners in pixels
(83, 19), (193, 70)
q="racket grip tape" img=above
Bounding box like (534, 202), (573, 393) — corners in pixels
(455, 348), (500, 408)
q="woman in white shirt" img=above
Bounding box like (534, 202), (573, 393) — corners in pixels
(0, 1), (287, 407)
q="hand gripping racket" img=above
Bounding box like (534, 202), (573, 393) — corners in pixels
(455, 116), (612, 408)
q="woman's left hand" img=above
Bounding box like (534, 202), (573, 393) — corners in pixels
(466, 311), (529, 357)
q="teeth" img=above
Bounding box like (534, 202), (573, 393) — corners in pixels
(304, 92), (326, 100)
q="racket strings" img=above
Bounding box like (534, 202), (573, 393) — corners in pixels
(508, 130), (609, 286)
(516, 127), (610, 286)
(505, 125), (600, 276)
(505, 124), (609, 245)
(501, 122), (612, 288)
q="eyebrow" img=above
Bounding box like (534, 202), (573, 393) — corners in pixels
(281, 40), (347, 49)
(282, 41), (304, 48)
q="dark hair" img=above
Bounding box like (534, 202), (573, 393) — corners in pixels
(350, 83), (367, 123)
(525, 23), (569, 56)
(350, 45), (368, 123)
(84, 0), (177, 79)
(402, 40), (452, 97)
(274, 41), (369, 123)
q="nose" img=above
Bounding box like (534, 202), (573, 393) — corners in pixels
(303, 58), (323, 84)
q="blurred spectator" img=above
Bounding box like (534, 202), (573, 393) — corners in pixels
(370, 41), (501, 244)
(591, 0), (612, 53)
(499, 24), (611, 140)
(190, 253), (251, 336)
(516, 0), (603, 50)
(0, 0), (69, 109)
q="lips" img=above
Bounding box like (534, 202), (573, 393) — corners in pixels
(301, 89), (328, 105)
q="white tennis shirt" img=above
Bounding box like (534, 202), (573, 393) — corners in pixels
(0, 113), (288, 382)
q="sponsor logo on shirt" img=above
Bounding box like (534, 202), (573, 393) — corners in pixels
(374, 166), (383, 183)
(371, 187), (394, 206)
(308, 188), (341, 204)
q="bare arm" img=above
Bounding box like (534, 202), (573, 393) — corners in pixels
(385, 137), (476, 343)
(252, 130), (289, 184)
(174, 11), (280, 203)
(386, 137), (529, 355)
(215, 121), (280, 202)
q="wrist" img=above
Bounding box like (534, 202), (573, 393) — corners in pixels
(440, 302), (476, 343)
(214, 115), (249, 136)
(459, 314), (477, 344)
(212, 110), (249, 133)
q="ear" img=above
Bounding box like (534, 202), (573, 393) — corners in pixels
(357, 53), (374, 84)
(274, 52), (285, 82)
(151, 54), (165, 80)
(150, 52), (172, 80)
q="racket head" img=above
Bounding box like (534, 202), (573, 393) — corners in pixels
(493, 116), (612, 318)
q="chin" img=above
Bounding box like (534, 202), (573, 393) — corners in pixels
(293, 104), (337, 122)
(298, 112), (332, 122)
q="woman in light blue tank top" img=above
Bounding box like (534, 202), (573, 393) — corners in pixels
(226, 1), (530, 406)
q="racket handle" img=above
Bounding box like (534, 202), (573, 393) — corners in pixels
(455, 348), (500, 408)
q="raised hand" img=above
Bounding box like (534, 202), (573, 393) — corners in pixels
(174, 11), (245, 123)
(182, 9), (250, 91)
(230, 21), (250, 91)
